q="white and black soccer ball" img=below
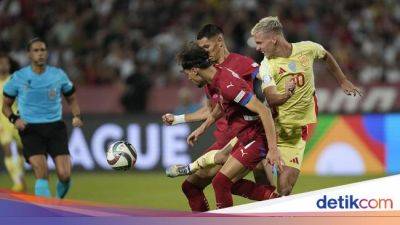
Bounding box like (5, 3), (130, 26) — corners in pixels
(106, 141), (137, 170)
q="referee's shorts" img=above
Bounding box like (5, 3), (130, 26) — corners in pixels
(18, 120), (70, 162)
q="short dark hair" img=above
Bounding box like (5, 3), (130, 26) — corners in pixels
(27, 37), (46, 51)
(196, 24), (224, 40)
(177, 42), (212, 70)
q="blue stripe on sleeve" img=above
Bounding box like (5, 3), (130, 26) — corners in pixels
(251, 67), (259, 79)
(239, 93), (253, 106)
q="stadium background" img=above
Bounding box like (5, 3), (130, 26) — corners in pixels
(0, 0), (399, 210)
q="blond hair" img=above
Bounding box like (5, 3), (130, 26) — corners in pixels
(251, 16), (283, 35)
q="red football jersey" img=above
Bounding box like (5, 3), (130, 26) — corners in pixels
(204, 53), (258, 141)
(207, 66), (264, 144)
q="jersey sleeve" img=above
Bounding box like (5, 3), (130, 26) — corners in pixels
(259, 58), (276, 91)
(239, 56), (259, 80)
(60, 69), (75, 96)
(220, 74), (253, 106)
(3, 73), (18, 98)
(307, 41), (326, 59)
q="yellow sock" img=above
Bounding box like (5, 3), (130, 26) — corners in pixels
(189, 150), (218, 172)
(4, 156), (22, 185)
(15, 155), (25, 179)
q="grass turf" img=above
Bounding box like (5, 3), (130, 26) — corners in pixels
(0, 171), (384, 211)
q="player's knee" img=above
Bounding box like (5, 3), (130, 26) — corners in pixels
(181, 180), (200, 197)
(214, 152), (228, 165)
(279, 182), (293, 196)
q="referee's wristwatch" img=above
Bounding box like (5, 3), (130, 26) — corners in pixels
(9, 113), (20, 124)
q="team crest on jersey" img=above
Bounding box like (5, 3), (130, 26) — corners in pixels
(298, 54), (309, 67)
(48, 88), (57, 100)
(288, 61), (296, 72)
(263, 75), (271, 84)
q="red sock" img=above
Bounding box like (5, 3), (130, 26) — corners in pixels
(212, 172), (233, 209)
(231, 179), (276, 200)
(181, 180), (209, 212)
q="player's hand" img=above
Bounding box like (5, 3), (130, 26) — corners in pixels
(266, 147), (284, 172)
(285, 79), (296, 96)
(187, 128), (204, 147)
(72, 116), (83, 127)
(15, 119), (27, 131)
(340, 79), (363, 97)
(162, 113), (175, 126)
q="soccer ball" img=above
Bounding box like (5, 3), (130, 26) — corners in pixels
(106, 141), (137, 170)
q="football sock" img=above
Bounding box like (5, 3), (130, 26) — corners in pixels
(231, 179), (276, 200)
(212, 172), (233, 209)
(181, 180), (209, 212)
(189, 150), (218, 172)
(4, 156), (23, 186)
(56, 179), (71, 199)
(35, 179), (51, 197)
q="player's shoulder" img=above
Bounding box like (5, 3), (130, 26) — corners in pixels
(10, 66), (30, 80)
(230, 53), (257, 66)
(294, 41), (322, 50)
(47, 66), (68, 78)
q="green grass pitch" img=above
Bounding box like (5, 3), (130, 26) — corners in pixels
(0, 171), (384, 211)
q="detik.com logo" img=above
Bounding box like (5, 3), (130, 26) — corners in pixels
(316, 195), (393, 209)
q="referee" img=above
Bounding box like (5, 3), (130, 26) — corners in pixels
(2, 38), (83, 198)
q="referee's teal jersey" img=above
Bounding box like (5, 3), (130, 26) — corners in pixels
(3, 65), (74, 123)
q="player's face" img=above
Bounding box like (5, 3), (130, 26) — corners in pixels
(197, 36), (221, 63)
(182, 68), (206, 88)
(28, 42), (48, 66)
(0, 57), (10, 75)
(253, 32), (276, 57)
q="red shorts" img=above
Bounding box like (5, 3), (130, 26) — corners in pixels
(230, 135), (267, 170)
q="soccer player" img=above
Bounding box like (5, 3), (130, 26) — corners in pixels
(0, 53), (26, 192)
(251, 17), (362, 196)
(177, 42), (283, 209)
(2, 38), (83, 198)
(164, 25), (294, 211)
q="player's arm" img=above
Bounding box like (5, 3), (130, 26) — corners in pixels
(322, 51), (362, 96)
(2, 95), (26, 130)
(244, 96), (283, 171)
(186, 104), (222, 146)
(263, 80), (295, 106)
(64, 91), (83, 127)
(162, 99), (211, 126)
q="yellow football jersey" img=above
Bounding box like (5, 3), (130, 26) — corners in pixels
(0, 76), (18, 119)
(260, 41), (326, 126)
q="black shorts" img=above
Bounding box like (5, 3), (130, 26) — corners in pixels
(19, 120), (70, 162)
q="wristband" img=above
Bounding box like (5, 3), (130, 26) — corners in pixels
(9, 113), (20, 124)
(172, 114), (186, 125)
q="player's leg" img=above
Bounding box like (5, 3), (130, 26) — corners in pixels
(212, 140), (277, 209)
(182, 165), (221, 212)
(13, 130), (26, 192)
(166, 137), (237, 177)
(276, 125), (307, 196)
(277, 166), (300, 196)
(253, 159), (274, 186)
(29, 155), (51, 197)
(48, 121), (72, 199)
(19, 124), (50, 197)
(53, 155), (72, 199)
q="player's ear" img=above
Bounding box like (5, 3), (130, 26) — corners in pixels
(217, 35), (223, 47)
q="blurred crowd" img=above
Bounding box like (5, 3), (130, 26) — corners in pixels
(0, 0), (399, 111)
